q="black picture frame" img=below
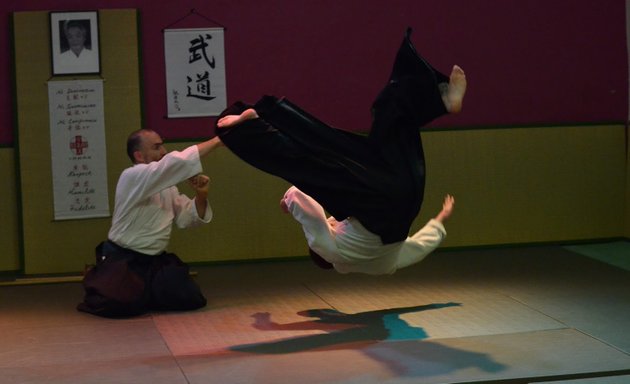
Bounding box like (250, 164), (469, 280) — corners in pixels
(50, 11), (101, 76)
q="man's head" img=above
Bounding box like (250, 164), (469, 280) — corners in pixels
(126, 129), (166, 164)
(64, 21), (87, 52)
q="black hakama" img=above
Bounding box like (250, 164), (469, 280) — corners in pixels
(77, 241), (206, 318)
(216, 28), (448, 244)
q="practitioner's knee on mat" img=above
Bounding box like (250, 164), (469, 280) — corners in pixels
(77, 251), (206, 317)
(77, 256), (151, 318)
(150, 271), (207, 311)
(149, 253), (207, 311)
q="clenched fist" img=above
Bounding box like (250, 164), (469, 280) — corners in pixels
(188, 174), (210, 194)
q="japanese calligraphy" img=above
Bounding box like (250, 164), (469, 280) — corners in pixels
(186, 34), (217, 101)
(189, 34), (216, 68)
(164, 28), (227, 118)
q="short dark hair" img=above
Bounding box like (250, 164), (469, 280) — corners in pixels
(64, 20), (87, 36)
(126, 129), (154, 163)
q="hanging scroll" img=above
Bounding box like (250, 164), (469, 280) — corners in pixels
(164, 27), (227, 118)
(48, 79), (109, 220)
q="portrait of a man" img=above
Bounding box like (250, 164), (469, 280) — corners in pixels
(50, 11), (100, 75)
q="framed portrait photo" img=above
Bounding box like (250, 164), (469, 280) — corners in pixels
(50, 11), (100, 76)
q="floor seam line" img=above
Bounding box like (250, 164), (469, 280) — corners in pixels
(152, 314), (192, 384)
(301, 282), (338, 310)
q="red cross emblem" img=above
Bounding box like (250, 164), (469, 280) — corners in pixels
(70, 135), (88, 155)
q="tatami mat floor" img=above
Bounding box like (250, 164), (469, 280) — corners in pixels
(1, 244), (630, 384)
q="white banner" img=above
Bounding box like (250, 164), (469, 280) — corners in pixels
(48, 79), (109, 220)
(164, 28), (227, 118)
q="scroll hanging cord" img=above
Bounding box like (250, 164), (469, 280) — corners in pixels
(162, 8), (227, 31)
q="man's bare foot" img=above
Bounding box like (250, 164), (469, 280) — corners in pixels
(217, 108), (259, 128)
(441, 65), (467, 114)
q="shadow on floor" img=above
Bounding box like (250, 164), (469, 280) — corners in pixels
(226, 302), (507, 377)
(230, 302), (460, 354)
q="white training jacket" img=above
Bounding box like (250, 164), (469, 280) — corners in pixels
(283, 186), (446, 275)
(108, 145), (212, 255)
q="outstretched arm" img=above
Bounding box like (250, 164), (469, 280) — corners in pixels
(394, 194), (454, 270)
(434, 194), (455, 223)
(196, 136), (224, 158)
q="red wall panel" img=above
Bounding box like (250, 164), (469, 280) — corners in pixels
(1, 0), (627, 144)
